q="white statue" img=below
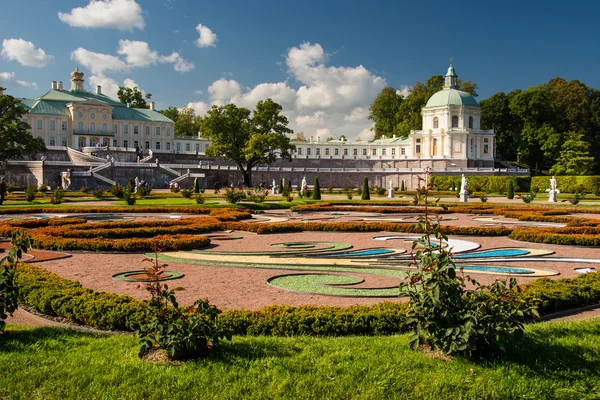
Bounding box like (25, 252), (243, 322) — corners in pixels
(301, 176), (307, 195)
(548, 176), (559, 202)
(459, 174), (468, 202)
(134, 177), (139, 193)
(272, 179), (277, 191)
(550, 176), (557, 192)
(282, 178), (285, 188)
(388, 180), (394, 198)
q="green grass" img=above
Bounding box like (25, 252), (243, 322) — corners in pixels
(1, 318), (599, 399)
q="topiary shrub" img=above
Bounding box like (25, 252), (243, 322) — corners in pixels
(361, 177), (370, 200)
(312, 177), (321, 200)
(181, 189), (193, 199)
(507, 180), (515, 199)
(50, 188), (64, 205)
(195, 193), (205, 204)
(24, 185), (37, 202)
(193, 177), (200, 194)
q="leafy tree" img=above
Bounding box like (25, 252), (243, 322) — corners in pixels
(294, 131), (307, 142)
(550, 132), (595, 175)
(0, 88), (46, 161)
(480, 91), (523, 161)
(312, 177), (321, 200)
(159, 107), (201, 137)
(361, 177), (370, 200)
(117, 86), (152, 109)
(368, 87), (404, 140)
(199, 99), (294, 187)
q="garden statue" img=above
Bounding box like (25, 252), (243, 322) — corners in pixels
(460, 174), (468, 202)
(548, 176), (559, 202)
(301, 176), (307, 195)
(272, 179), (277, 192)
(135, 177), (139, 193)
(388, 179), (394, 198)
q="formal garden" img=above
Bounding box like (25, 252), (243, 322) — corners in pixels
(1, 176), (600, 399)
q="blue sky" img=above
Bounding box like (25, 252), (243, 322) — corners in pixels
(1, 0), (598, 140)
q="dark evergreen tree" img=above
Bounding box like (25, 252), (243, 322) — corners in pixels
(361, 177), (370, 200)
(312, 177), (321, 200)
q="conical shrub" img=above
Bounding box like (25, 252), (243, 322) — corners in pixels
(361, 177), (370, 200)
(312, 177), (321, 200)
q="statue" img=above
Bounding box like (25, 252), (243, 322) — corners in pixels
(136, 156), (140, 163)
(272, 179), (277, 191)
(301, 176), (307, 195)
(134, 177), (139, 193)
(548, 176), (558, 202)
(550, 176), (557, 192)
(459, 174), (468, 202)
(388, 180), (394, 198)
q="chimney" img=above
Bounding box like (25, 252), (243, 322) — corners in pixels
(58, 81), (63, 89)
(52, 81), (57, 89)
(150, 101), (155, 110)
(96, 85), (102, 95)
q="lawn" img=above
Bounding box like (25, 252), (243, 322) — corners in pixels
(1, 318), (598, 400)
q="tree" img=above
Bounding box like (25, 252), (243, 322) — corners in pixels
(0, 88), (46, 162)
(480, 91), (523, 161)
(159, 107), (202, 137)
(312, 177), (321, 200)
(361, 177), (370, 200)
(199, 99), (294, 187)
(549, 132), (595, 175)
(368, 87), (404, 140)
(118, 86), (152, 109)
(506, 180), (515, 199)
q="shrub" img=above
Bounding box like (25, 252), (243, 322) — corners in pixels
(569, 193), (581, 205)
(195, 194), (205, 204)
(224, 188), (246, 204)
(181, 189), (193, 199)
(480, 194), (488, 202)
(347, 192), (353, 200)
(286, 195), (294, 202)
(376, 186), (386, 196)
(0, 230), (32, 333)
(110, 184), (125, 199)
(24, 186), (37, 202)
(123, 189), (136, 205)
(312, 177), (321, 200)
(361, 177), (370, 200)
(38, 185), (48, 193)
(193, 177), (200, 194)
(507, 180), (515, 199)
(80, 186), (89, 193)
(247, 191), (265, 203)
(92, 189), (104, 199)
(138, 185), (152, 198)
(50, 188), (65, 205)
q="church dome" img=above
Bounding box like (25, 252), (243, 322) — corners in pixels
(425, 88), (478, 108)
(71, 67), (84, 80)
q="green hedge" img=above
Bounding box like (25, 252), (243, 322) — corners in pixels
(430, 176), (531, 193)
(531, 176), (600, 194)
(15, 262), (600, 335)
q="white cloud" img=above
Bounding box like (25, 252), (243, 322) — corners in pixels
(195, 24), (217, 48)
(208, 78), (242, 103)
(172, 55), (194, 72)
(296, 111), (326, 127)
(71, 47), (128, 75)
(16, 80), (38, 89)
(88, 75), (141, 99)
(58, 0), (144, 30)
(358, 127), (375, 141)
(232, 82), (296, 109)
(344, 107), (368, 122)
(117, 40), (159, 67)
(397, 85), (411, 98)
(185, 101), (211, 116)
(1, 39), (54, 67)
(0, 72), (15, 81)
(315, 128), (331, 138)
(194, 89), (204, 95)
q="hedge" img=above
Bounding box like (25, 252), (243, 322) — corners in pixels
(14, 262), (600, 335)
(430, 176), (531, 193)
(531, 175), (600, 194)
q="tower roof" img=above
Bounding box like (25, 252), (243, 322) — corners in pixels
(425, 89), (478, 108)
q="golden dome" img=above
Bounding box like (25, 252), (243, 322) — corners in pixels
(71, 67), (84, 80)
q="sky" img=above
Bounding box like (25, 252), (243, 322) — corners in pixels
(1, 0), (599, 141)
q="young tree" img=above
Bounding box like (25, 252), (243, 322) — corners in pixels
(550, 131), (595, 176)
(199, 99), (294, 187)
(361, 177), (370, 200)
(0, 88), (46, 162)
(312, 177), (321, 200)
(506, 179), (515, 199)
(117, 86), (152, 109)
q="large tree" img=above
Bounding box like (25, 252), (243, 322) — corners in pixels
(199, 98), (294, 186)
(549, 131), (595, 176)
(159, 107), (201, 137)
(0, 88), (46, 161)
(117, 86), (152, 109)
(368, 87), (404, 140)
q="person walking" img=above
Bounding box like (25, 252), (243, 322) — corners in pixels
(0, 177), (7, 205)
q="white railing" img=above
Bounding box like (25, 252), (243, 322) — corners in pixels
(159, 164), (181, 176)
(139, 150), (153, 163)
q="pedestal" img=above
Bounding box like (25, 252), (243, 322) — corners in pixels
(548, 190), (557, 202)
(388, 189), (394, 198)
(460, 191), (468, 202)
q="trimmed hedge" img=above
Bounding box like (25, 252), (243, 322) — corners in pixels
(14, 262), (600, 335)
(430, 176), (531, 193)
(531, 175), (600, 194)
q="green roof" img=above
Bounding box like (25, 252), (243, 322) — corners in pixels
(425, 89), (478, 108)
(19, 98), (36, 111)
(29, 100), (71, 116)
(111, 106), (173, 123)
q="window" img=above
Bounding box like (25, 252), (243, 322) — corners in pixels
(166, 128), (171, 136)
(61, 138), (68, 146)
(484, 138), (489, 154)
(101, 123), (107, 133)
(372, 148), (377, 156)
(78, 138), (85, 149)
(195, 144), (200, 152)
(124, 140), (128, 148)
(77, 121), (83, 132)
(433, 117), (439, 129)
(145, 141), (150, 149)
(134, 140), (139, 148)
(416, 138), (421, 143)
(176, 143), (181, 152)
(49, 137), (55, 146)
(362, 148), (367, 156)
(145, 126), (150, 135)
(50, 120), (56, 130)
(23, 118), (28, 125)
(112, 124), (117, 133)
(156, 127), (160, 135)
(468, 116), (473, 129)
(134, 125), (139, 134)
(90, 113), (95, 119)
(205, 143), (209, 150)
(90, 122), (96, 133)
(102, 114), (107, 120)
(124, 124), (129, 134)
(298, 147), (303, 155)
(113, 140), (117, 147)
(166, 142), (171, 151)
(156, 142), (161, 150)
(401, 147), (406, 155)
(353, 149), (358, 156)
(382, 148), (387, 156)
(325, 148), (330, 156)
(316, 148), (321, 156)
(307, 148), (312, 155)
(334, 148), (339, 156)
(78, 112), (83, 119)
(62, 121), (68, 131)
(391, 148), (396, 156)
(185, 143), (191, 151)
(416, 145), (421, 153)
(451, 116), (458, 128)
(36, 120), (42, 130)
(470, 138), (474, 154)
(344, 149), (348, 156)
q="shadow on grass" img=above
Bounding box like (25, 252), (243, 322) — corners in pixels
(0, 326), (117, 352)
(211, 339), (303, 363)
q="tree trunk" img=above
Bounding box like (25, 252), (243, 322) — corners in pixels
(243, 170), (252, 187)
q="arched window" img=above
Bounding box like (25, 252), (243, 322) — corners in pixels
(433, 117), (439, 129)
(451, 116), (458, 128)
(90, 122), (96, 133)
(77, 121), (83, 132)
(468, 116), (473, 129)
(101, 123), (107, 133)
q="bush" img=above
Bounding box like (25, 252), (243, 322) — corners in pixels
(0, 230), (32, 333)
(110, 184), (125, 199)
(195, 194), (205, 204)
(507, 180), (515, 199)
(50, 188), (65, 205)
(361, 177), (370, 200)
(376, 186), (386, 196)
(138, 185), (152, 198)
(24, 186), (37, 202)
(569, 193), (581, 205)
(123, 189), (136, 205)
(247, 191), (265, 203)
(181, 189), (193, 199)
(224, 188), (246, 204)
(193, 178), (200, 194)
(80, 186), (89, 194)
(92, 189), (104, 199)
(312, 177), (321, 200)
(38, 185), (48, 193)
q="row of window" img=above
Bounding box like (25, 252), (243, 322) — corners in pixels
(73, 122), (171, 136)
(433, 116), (474, 129)
(76, 111), (109, 121)
(295, 147), (407, 157)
